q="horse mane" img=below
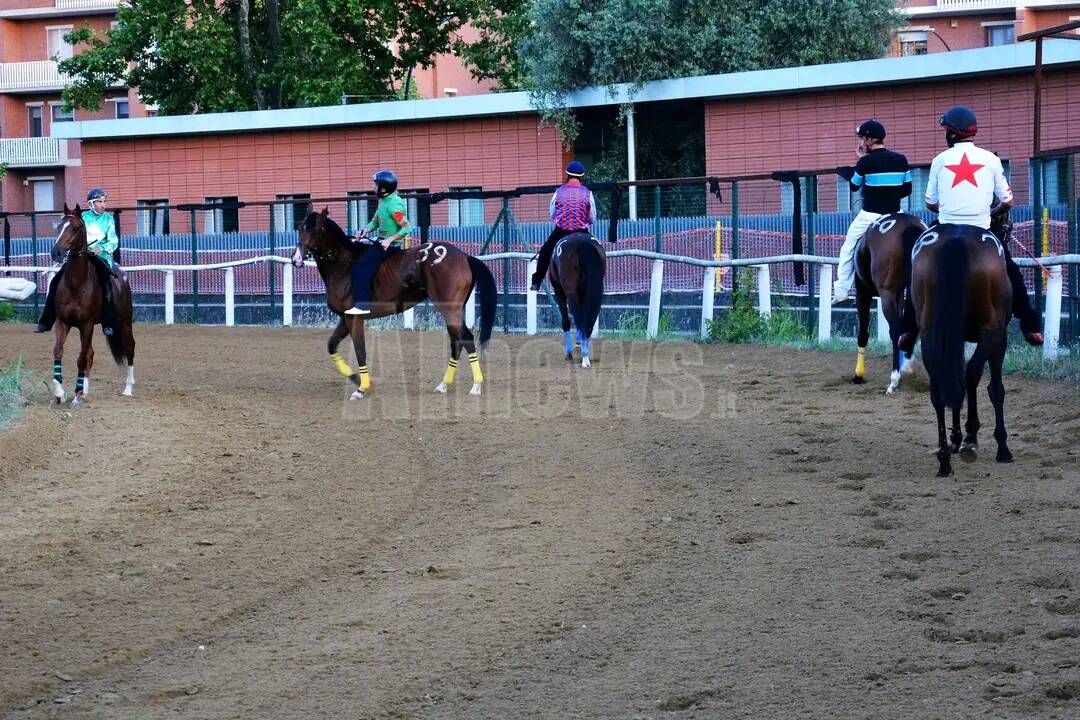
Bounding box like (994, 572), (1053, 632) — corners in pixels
(303, 211), (348, 245)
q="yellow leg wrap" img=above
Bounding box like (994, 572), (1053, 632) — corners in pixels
(468, 352), (483, 385)
(442, 358), (458, 386)
(358, 365), (372, 392)
(855, 347), (866, 378)
(330, 352), (354, 378)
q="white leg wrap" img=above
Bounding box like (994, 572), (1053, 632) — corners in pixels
(122, 365), (135, 397)
(52, 378), (65, 402)
(886, 370), (901, 395)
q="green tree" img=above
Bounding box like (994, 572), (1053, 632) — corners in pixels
(452, 0), (531, 90)
(60, 0), (486, 114)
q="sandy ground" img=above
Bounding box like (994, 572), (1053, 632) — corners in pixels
(1, 323), (1079, 720)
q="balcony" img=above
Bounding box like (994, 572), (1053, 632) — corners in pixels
(0, 60), (68, 92)
(0, 137), (64, 167)
(0, 0), (119, 19)
(54, 0), (118, 9)
(904, 0), (1016, 15)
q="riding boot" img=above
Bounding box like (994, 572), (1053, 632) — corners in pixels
(530, 228), (571, 291)
(34, 270), (63, 332)
(1001, 245), (1043, 346)
(94, 261), (118, 336)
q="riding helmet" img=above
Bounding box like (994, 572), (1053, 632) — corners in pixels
(939, 106), (977, 139)
(856, 119), (886, 141)
(87, 187), (107, 203)
(565, 160), (586, 178)
(372, 170), (398, 196)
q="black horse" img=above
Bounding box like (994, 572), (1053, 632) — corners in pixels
(548, 232), (605, 368)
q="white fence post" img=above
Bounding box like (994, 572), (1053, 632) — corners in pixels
(282, 261), (293, 326)
(1044, 264), (1062, 361)
(756, 264), (771, 318)
(164, 270), (175, 325)
(876, 297), (889, 343)
(817, 264), (832, 342)
(465, 290), (476, 329)
(701, 266), (716, 338)
(527, 259), (538, 335)
(224, 267), (234, 327)
(403, 306), (415, 329)
(647, 259), (664, 338)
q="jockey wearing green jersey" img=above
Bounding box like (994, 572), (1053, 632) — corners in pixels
(345, 170), (410, 315)
(36, 187), (123, 335)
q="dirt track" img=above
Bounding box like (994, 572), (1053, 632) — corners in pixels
(1, 324), (1079, 719)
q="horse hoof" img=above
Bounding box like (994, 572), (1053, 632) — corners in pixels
(960, 443), (978, 463)
(71, 395), (83, 408)
(565, 352), (574, 361)
(122, 389), (133, 397)
(901, 358), (915, 375)
(936, 468), (953, 478)
(435, 382), (449, 394)
(350, 390), (366, 401)
(851, 375), (866, 385)
(582, 357), (591, 369)
(469, 384), (482, 396)
(996, 449), (1014, 463)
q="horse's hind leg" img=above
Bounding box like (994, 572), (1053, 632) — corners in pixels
(853, 280), (871, 385)
(72, 324), (94, 407)
(552, 284), (573, 360)
(930, 381), (953, 477)
(436, 301), (483, 395)
(327, 317), (360, 387)
(987, 333), (1012, 463)
(121, 320), (136, 397)
(51, 322), (71, 403)
(960, 344), (987, 462)
(881, 290), (907, 394)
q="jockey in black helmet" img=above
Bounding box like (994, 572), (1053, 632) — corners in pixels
(529, 160), (600, 292)
(899, 106), (1043, 350)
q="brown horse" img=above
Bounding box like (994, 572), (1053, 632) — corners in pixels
(911, 223), (1012, 477)
(293, 209), (496, 397)
(49, 204), (136, 406)
(852, 212), (926, 393)
(548, 232), (605, 368)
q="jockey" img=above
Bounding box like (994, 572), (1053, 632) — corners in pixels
(345, 170), (410, 316)
(35, 187), (121, 335)
(832, 119), (911, 304)
(900, 106), (1043, 349)
(529, 160), (599, 292)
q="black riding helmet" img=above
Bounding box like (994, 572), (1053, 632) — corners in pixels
(939, 106), (977, 141)
(856, 119), (886, 141)
(372, 170), (398, 197)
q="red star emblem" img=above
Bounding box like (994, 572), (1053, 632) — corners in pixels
(945, 152), (984, 188)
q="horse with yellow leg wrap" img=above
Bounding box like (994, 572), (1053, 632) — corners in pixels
(294, 209), (495, 398)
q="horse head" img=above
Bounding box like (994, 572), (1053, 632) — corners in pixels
(294, 207), (335, 268)
(51, 203), (87, 263)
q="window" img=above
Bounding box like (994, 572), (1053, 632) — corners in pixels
(897, 29), (928, 57)
(27, 106), (43, 137)
(348, 188), (427, 233)
(987, 24), (1015, 47)
(46, 26), (73, 61)
(836, 176), (855, 212)
(274, 193), (311, 231)
(904, 167), (929, 213)
(205, 196), (239, 234)
(137, 200), (170, 236)
(114, 99), (129, 119)
(50, 104), (73, 123)
(1033, 159), (1069, 206)
(448, 186), (484, 226)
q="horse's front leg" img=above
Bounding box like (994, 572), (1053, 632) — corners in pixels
(327, 317), (360, 386)
(51, 322), (71, 403)
(853, 279), (871, 385)
(552, 283), (573, 360)
(348, 318), (371, 399)
(72, 323), (94, 407)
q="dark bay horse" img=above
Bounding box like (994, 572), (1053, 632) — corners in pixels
(49, 204), (136, 405)
(548, 232), (605, 368)
(293, 209), (496, 397)
(853, 212), (926, 393)
(911, 223), (1012, 477)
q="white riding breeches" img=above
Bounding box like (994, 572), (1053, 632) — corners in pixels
(835, 210), (882, 294)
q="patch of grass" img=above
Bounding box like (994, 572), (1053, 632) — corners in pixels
(0, 301), (36, 323)
(706, 269), (809, 344)
(611, 311), (676, 340)
(0, 356), (27, 428)
(1002, 343), (1080, 381)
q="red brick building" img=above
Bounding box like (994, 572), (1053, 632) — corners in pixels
(52, 38), (1080, 232)
(894, 1), (1080, 55)
(0, 0), (151, 213)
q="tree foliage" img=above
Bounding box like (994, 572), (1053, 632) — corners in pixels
(60, 0), (485, 114)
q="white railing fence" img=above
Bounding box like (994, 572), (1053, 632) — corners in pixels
(0, 137), (61, 166)
(8, 250), (1079, 362)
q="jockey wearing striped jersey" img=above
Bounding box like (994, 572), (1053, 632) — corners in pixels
(529, 161), (600, 292)
(833, 119), (912, 304)
(899, 106), (1043, 349)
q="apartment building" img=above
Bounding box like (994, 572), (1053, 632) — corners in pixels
(0, 0), (148, 214)
(895, 0), (1080, 55)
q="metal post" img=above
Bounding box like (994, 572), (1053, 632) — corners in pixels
(111, 209), (122, 265)
(501, 197), (510, 333)
(756, 265), (771, 318)
(527, 259), (538, 335)
(731, 181), (740, 296)
(701, 267), (716, 338)
(282, 261), (293, 326)
(165, 270), (175, 325)
(31, 214), (39, 312)
(224, 267), (234, 326)
(647, 259), (664, 338)
(653, 185), (662, 253)
(1044, 264), (1062, 361)
(1034, 37), (1043, 156)
(1067, 154), (1078, 344)
(805, 176), (817, 333)
(817, 264), (832, 342)
(1032, 158), (1043, 314)
(2, 214), (9, 272)
(269, 204), (277, 321)
(627, 105), (637, 221)
(190, 208), (199, 324)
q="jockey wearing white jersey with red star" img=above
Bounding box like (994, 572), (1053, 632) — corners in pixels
(899, 106), (1043, 350)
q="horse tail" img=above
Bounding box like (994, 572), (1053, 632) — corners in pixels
(923, 235), (969, 410)
(106, 327), (125, 365)
(467, 255), (496, 348)
(571, 240), (605, 337)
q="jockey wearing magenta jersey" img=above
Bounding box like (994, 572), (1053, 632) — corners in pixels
(529, 161), (599, 292)
(900, 106), (1043, 350)
(35, 187), (122, 336)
